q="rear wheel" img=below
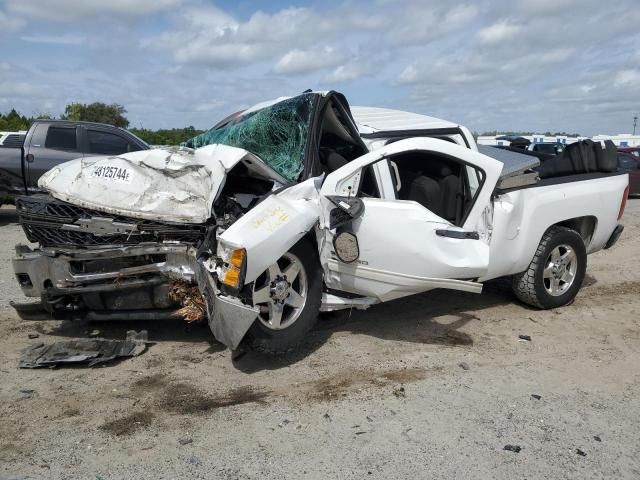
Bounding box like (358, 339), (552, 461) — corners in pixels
(512, 226), (587, 309)
(245, 239), (322, 353)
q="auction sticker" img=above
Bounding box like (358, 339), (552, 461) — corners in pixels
(92, 165), (132, 184)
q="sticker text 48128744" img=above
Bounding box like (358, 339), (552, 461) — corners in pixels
(92, 165), (132, 184)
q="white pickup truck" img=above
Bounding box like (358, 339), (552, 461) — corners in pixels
(12, 91), (629, 353)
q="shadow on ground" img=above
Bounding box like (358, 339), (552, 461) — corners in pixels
(233, 280), (519, 372)
(0, 206), (19, 227)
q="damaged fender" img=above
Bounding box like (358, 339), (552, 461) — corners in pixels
(219, 177), (322, 284)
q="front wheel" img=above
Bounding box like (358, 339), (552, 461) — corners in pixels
(245, 239), (322, 353)
(512, 226), (587, 309)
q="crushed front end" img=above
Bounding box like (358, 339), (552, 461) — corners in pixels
(12, 194), (260, 349)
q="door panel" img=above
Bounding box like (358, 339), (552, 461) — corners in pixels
(322, 198), (489, 300)
(319, 137), (503, 300)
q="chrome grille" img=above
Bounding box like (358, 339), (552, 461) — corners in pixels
(16, 195), (205, 248)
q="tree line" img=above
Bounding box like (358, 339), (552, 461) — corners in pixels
(0, 103), (203, 146)
(477, 130), (582, 137)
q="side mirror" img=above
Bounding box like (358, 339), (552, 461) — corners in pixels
(326, 195), (365, 230)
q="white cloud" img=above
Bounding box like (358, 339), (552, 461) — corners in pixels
(478, 20), (521, 44)
(385, 3), (478, 46)
(5, 0), (182, 21)
(398, 65), (418, 84)
(274, 47), (347, 75)
(614, 69), (640, 88)
(0, 9), (24, 31)
(324, 63), (369, 83)
(150, 2), (474, 68)
(21, 34), (86, 45)
(152, 6), (345, 67)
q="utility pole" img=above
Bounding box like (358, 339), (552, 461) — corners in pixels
(634, 115), (638, 136)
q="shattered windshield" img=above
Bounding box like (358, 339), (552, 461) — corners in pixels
(185, 93), (317, 182)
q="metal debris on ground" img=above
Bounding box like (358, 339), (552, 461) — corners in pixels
(576, 449), (587, 456)
(531, 394), (542, 400)
(503, 444), (522, 453)
(593, 435), (602, 442)
(168, 280), (206, 323)
(19, 330), (148, 368)
(518, 335), (532, 341)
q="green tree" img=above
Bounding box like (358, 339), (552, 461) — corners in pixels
(0, 109), (30, 131)
(2, 107), (204, 146)
(130, 126), (203, 146)
(62, 102), (129, 128)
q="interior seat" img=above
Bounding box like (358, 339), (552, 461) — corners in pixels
(434, 165), (462, 222)
(320, 151), (349, 174)
(393, 152), (467, 223)
(326, 152), (348, 172)
(408, 176), (441, 215)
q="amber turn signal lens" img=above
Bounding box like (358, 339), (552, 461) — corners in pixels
(230, 248), (246, 268)
(223, 266), (241, 288)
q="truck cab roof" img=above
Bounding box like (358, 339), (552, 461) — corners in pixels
(351, 106), (459, 135)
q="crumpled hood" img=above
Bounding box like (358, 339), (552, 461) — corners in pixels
(38, 144), (258, 224)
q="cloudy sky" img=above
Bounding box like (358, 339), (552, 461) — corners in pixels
(1, 0), (639, 135)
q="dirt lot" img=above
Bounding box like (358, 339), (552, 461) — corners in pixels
(1, 200), (639, 479)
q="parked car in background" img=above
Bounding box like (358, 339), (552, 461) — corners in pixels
(0, 120), (149, 206)
(618, 151), (640, 196)
(618, 147), (640, 158)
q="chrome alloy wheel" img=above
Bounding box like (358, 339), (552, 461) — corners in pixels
(543, 244), (578, 296)
(252, 252), (308, 330)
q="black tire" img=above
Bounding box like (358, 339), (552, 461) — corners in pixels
(245, 238), (322, 354)
(512, 226), (587, 309)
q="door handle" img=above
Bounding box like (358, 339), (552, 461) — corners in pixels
(436, 229), (480, 240)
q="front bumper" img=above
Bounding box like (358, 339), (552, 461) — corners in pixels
(12, 243), (258, 350)
(12, 243), (199, 297)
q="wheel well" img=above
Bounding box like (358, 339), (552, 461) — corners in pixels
(553, 216), (597, 247)
(303, 229), (321, 257)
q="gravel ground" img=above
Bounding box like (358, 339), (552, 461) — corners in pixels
(1, 200), (639, 479)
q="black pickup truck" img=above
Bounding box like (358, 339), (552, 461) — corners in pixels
(0, 120), (149, 205)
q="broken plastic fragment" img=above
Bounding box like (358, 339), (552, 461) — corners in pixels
(19, 330), (148, 368)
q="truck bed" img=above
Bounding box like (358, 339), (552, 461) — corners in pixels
(480, 139), (620, 192)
